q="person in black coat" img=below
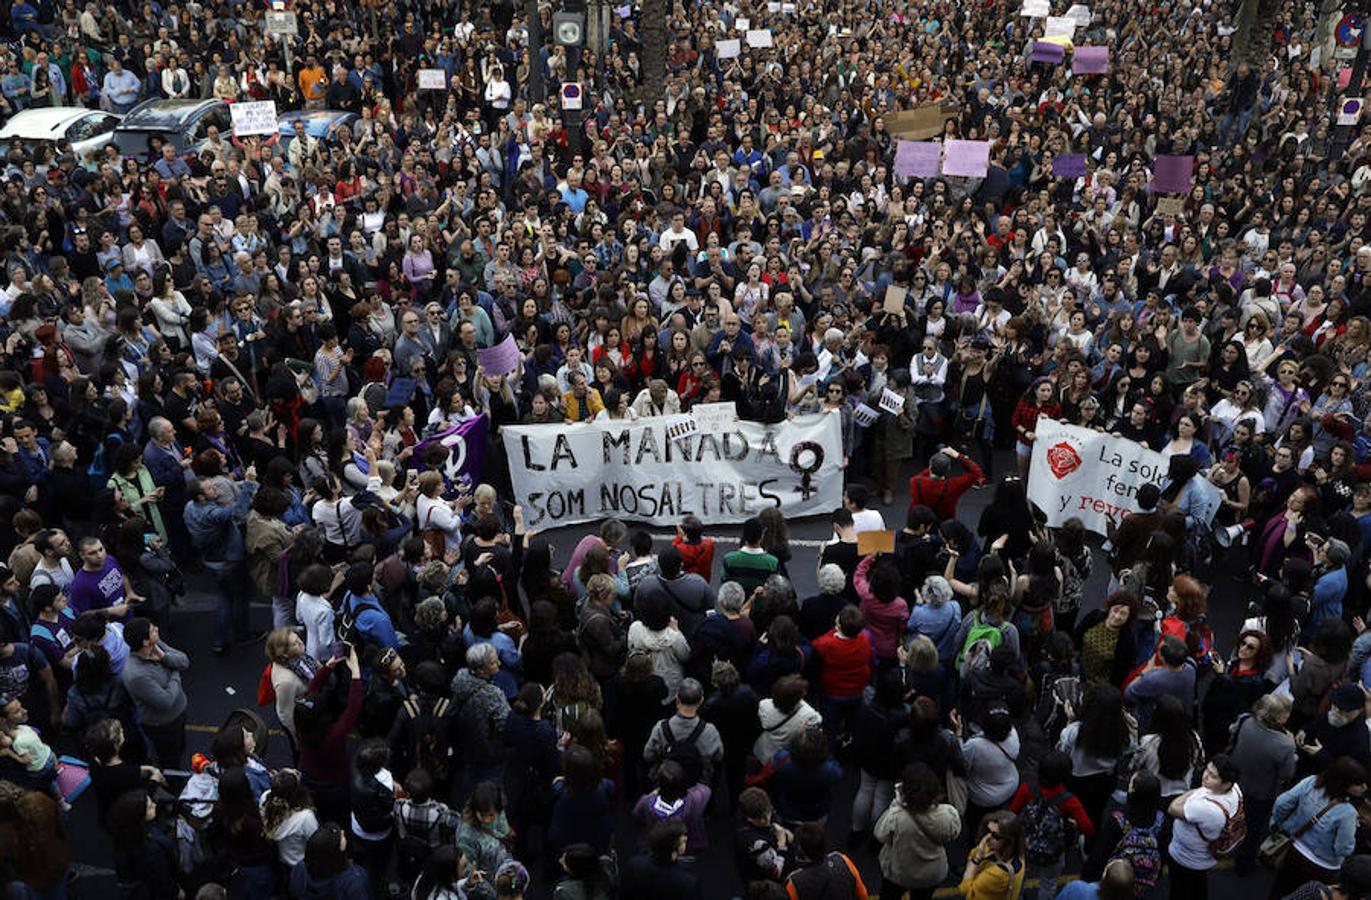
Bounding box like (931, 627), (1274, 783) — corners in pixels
(702, 660), (761, 809)
(604, 653), (671, 801)
(107, 787), (181, 900)
(620, 820), (700, 900)
(502, 682), (561, 858)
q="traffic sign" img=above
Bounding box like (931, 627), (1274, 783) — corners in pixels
(1340, 96), (1363, 126)
(561, 82), (583, 110)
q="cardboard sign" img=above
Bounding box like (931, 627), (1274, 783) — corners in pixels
(942, 139), (990, 178)
(887, 102), (961, 140)
(853, 403), (880, 428)
(716, 38), (741, 58)
(1155, 197), (1186, 217)
(691, 402), (737, 435)
(878, 387), (906, 415)
(665, 414), (700, 444)
(417, 69), (448, 90)
(882, 285), (908, 315)
(857, 529), (896, 556)
(745, 28), (773, 47)
(735, 16), (750, 30)
(230, 100), (278, 137)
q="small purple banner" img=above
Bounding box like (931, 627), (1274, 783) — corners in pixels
(894, 140), (942, 178)
(1152, 155), (1195, 194)
(1031, 41), (1065, 64)
(1073, 45), (1109, 74)
(412, 413), (488, 493)
(1053, 153), (1087, 179)
(942, 140), (990, 178)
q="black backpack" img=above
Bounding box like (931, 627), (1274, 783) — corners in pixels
(400, 695), (455, 783)
(656, 717), (707, 786)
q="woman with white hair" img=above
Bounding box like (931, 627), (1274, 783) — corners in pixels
(906, 575), (961, 668)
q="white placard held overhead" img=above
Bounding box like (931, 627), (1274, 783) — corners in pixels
(230, 100), (278, 137)
(692, 402), (738, 435)
(417, 69), (447, 90)
(716, 38), (741, 59)
(1339, 96), (1363, 126)
(1065, 3), (1091, 25)
(735, 16), (750, 31)
(745, 28), (773, 47)
(1044, 15), (1077, 38)
(1020, 0), (1050, 16)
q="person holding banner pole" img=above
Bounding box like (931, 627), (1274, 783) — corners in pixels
(1011, 378), (1061, 480)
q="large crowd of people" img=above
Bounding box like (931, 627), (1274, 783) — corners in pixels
(2, 0), (1371, 897)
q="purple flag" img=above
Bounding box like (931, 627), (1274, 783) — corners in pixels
(942, 140), (990, 178)
(894, 140), (942, 178)
(412, 414), (488, 493)
(1073, 45), (1109, 74)
(1031, 41), (1065, 64)
(1152, 155), (1194, 194)
(1053, 153), (1087, 179)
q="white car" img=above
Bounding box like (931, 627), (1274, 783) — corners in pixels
(0, 108), (123, 162)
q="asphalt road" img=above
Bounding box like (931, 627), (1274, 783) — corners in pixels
(56, 450), (1271, 899)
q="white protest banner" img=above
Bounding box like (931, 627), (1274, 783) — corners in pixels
(853, 404), (879, 428)
(692, 402), (737, 435)
(878, 388), (905, 415)
(1020, 0), (1050, 16)
(746, 28), (773, 47)
(716, 38), (741, 59)
(230, 100), (278, 137)
(1065, 3), (1091, 25)
(1027, 418), (1220, 535)
(502, 413), (844, 527)
(1044, 15), (1077, 38)
(417, 69), (448, 90)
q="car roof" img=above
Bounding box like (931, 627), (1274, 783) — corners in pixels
(118, 100), (222, 130)
(0, 108), (98, 139)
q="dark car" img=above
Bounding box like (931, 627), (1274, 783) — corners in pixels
(110, 99), (231, 158)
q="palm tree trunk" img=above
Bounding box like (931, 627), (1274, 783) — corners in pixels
(639, 0), (668, 103)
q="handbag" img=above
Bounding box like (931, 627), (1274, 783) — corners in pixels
(944, 767), (969, 815)
(1258, 798), (1339, 871)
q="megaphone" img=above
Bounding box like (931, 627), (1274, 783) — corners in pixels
(1215, 523), (1246, 548)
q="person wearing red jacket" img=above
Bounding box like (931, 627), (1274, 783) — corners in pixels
(672, 514), (715, 581)
(812, 605), (874, 744)
(1008, 750), (1095, 900)
(908, 447), (986, 521)
(1012, 378), (1062, 479)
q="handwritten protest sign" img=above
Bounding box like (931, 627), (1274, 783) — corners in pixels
(893, 140), (942, 177)
(1152, 155), (1194, 193)
(477, 334), (521, 378)
(882, 285), (907, 315)
(942, 140), (990, 178)
(745, 29), (773, 47)
(716, 38), (741, 58)
(1044, 15), (1077, 38)
(1065, 3), (1092, 25)
(230, 100), (278, 137)
(417, 69), (448, 89)
(1020, 0), (1050, 16)
(692, 402), (737, 435)
(736, 16), (750, 30)
(1155, 197), (1186, 217)
(1072, 45), (1109, 73)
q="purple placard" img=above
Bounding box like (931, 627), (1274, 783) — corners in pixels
(1152, 155), (1194, 194)
(1053, 153), (1087, 179)
(942, 140), (990, 178)
(894, 140), (942, 178)
(1031, 41), (1065, 64)
(1073, 45), (1109, 74)
(476, 333), (521, 378)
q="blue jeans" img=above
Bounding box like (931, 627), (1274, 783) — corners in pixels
(208, 559), (253, 649)
(1219, 105), (1256, 147)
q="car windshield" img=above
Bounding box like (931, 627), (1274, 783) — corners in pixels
(111, 129), (178, 157)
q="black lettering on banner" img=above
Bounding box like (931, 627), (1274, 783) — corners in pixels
(527, 493), (547, 525)
(603, 429), (631, 464)
(635, 427), (662, 465)
(536, 487), (586, 521)
(698, 434), (722, 462)
(718, 481), (739, 514)
(695, 482), (714, 516)
(551, 433), (578, 470)
(757, 430), (781, 464)
(722, 433), (749, 461)
(521, 436), (546, 471)
(759, 479), (782, 507)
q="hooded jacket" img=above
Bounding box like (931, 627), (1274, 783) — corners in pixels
(287, 860), (372, 900)
(627, 620), (691, 698)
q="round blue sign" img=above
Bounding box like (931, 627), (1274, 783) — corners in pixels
(1337, 13), (1364, 47)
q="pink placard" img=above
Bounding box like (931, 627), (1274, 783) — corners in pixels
(1151, 155), (1194, 194)
(894, 141), (942, 177)
(942, 140), (990, 178)
(1073, 45), (1109, 74)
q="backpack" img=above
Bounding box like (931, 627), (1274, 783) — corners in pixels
(656, 717), (707, 786)
(1022, 786), (1075, 865)
(1036, 673), (1082, 742)
(86, 432), (124, 491)
(401, 695), (455, 782)
(1108, 810), (1163, 897)
(958, 613), (1008, 675)
(338, 591), (385, 648)
(1204, 795), (1246, 857)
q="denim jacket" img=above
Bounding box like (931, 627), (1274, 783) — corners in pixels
(1270, 775), (1358, 869)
